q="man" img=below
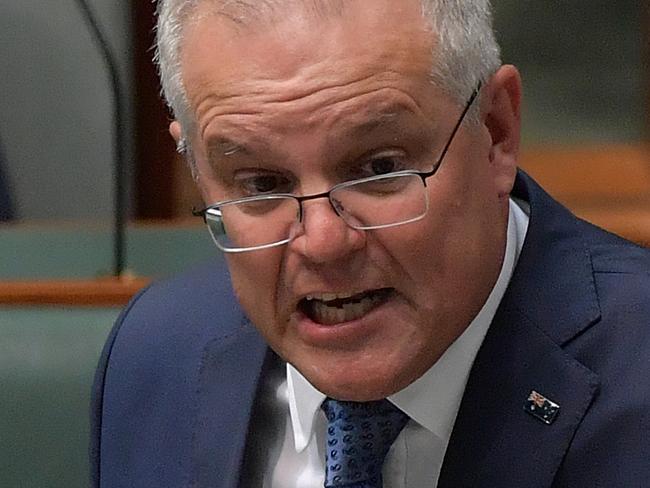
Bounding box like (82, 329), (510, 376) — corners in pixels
(90, 1), (650, 486)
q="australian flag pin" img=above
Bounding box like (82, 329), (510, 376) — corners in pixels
(524, 390), (560, 425)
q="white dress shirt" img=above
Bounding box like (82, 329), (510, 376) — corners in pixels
(254, 199), (529, 488)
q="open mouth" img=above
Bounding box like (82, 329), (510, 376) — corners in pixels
(298, 288), (394, 325)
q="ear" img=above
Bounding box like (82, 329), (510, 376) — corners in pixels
(169, 120), (183, 147)
(481, 65), (522, 197)
(169, 119), (207, 195)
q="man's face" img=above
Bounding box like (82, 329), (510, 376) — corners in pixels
(177, 0), (519, 400)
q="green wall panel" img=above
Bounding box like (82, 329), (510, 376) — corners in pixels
(0, 307), (120, 488)
(1, 224), (219, 280)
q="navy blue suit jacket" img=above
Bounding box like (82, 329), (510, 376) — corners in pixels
(91, 172), (650, 487)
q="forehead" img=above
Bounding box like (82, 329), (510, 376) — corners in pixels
(180, 0), (438, 139)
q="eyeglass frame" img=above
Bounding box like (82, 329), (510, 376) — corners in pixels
(192, 82), (482, 253)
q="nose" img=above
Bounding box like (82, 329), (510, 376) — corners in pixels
(288, 198), (366, 264)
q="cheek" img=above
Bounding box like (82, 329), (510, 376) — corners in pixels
(378, 171), (501, 307)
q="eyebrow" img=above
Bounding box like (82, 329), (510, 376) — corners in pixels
(339, 102), (423, 137)
(348, 112), (400, 136)
(206, 137), (250, 160)
(204, 102), (424, 163)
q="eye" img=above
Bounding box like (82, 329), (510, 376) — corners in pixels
(234, 171), (293, 196)
(355, 151), (407, 178)
(369, 156), (399, 175)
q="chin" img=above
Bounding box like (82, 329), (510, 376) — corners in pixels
(319, 377), (406, 402)
(301, 355), (417, 401)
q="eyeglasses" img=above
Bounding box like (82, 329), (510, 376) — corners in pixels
(193, 83), (481, 253)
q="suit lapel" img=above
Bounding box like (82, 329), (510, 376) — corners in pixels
(438, 307), (599, 487)
(190, 321), (269, 488)
(439, 173), (602, 487)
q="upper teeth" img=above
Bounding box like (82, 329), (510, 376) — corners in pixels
(305, 292), (356, 301)
(304, 290), (389, 325)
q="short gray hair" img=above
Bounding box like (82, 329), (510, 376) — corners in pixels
(155, 0), (501, 143)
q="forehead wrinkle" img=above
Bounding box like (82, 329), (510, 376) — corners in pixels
(194, 68), (382, 112)
(204, 100), (424, 156)
(195, 77), (426, 143)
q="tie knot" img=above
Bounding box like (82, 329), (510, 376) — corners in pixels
(320, 398), (409, 487)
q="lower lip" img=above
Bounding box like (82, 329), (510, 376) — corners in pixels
(294, 295), (397, 347)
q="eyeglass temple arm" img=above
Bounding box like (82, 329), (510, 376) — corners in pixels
(422, 81), (482, 179)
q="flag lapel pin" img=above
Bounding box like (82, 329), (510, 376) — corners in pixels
(524, 390), (560, 425)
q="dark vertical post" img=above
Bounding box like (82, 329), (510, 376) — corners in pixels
(74, 0), (126, 277)
(132, 1), (177, 219)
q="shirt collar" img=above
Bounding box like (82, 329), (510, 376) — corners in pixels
(287, 199), (529, 451)
(286, 361), (327, 451)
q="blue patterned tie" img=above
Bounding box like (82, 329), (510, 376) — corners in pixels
(320, 398), (409, 488)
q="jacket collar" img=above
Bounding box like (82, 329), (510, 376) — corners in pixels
(503, 171), (601, 343)
(438, 171), (601, 487)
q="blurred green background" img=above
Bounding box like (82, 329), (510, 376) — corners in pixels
(0, 308), (118, 488)
(1, 225), (217, 487)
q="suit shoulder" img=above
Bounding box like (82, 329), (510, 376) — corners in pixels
(121, 257), (243, 336)
(90, 259), (260, 487)
(573, 217), (650, 275)
(96, 257), (247, 387)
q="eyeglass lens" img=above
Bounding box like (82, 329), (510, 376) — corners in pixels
(205, 173), (429, 251)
